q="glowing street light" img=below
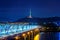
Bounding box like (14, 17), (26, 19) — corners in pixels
(27, 32), (30, 35)
(14, 36), (20, 40)
(27, 32), (30, 40)
(22, 33), (27, 40)
(30, 31), (33, 33)
(30, 31), (34, 40)
(22, 33), (26, 37)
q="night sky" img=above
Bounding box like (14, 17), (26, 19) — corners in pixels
(0, 0), (60, 22)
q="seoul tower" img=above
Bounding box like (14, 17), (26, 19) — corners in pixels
(28, 9), (32, 18)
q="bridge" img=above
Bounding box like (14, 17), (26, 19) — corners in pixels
(0, 21), (60, 40)
(0, 22), (41, 40)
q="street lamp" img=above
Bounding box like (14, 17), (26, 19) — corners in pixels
(27, 32), (30, 35)
(22, 33), (27, 40)
(14, 36), (20, 40)
(27, 32), (30, 40)
(30, 31), (33, 40)
(30, 31), (33, 33)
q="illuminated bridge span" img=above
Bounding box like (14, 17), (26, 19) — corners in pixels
(0, 9), (41, 40)
(0, 22), (40, 38)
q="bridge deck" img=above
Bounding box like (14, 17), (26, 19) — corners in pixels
(0, 23), (40, 38)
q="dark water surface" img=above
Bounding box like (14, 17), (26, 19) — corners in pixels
(40, 32), (60, 40)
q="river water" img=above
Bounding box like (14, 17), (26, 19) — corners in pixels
(34, 32), (60, 40)
(40, 32), (60, 40)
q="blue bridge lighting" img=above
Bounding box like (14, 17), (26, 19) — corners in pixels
(0, 23), (39, 38)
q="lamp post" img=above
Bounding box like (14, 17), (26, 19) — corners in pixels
(30, 31), (33, 40)
(14, 36), (20, 40)
(27, 32), (30, 40)
(22, 33), (27, 40)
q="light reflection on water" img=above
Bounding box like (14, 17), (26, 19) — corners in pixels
(40, 32), (60, 40)
(33, 32), (60, 40)
(34, 33), (40, 40)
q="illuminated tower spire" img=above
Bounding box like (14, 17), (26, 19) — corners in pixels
(28, 9), (32, 18)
